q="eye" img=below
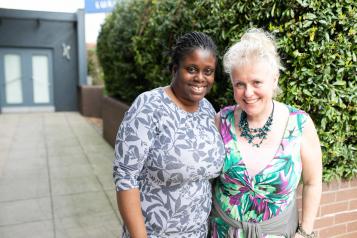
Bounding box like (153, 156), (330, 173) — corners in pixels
(186, 66), (197, 74)
(234, 82), (245, 88)
(253, 81), (262, 87)
(204, 68), (215, 76)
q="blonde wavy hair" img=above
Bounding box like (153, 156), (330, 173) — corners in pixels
(223, 28), (282, 95)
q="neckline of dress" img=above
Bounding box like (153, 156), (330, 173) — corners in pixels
(230, 104), (292, 179)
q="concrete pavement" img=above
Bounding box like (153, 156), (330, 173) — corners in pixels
(0, 112), (122, 238)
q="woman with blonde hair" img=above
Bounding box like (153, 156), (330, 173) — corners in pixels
(210, 28), (322, 238)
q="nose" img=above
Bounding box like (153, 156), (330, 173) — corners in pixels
(194, 71), (205, 82)
(244, 85), (254, 97)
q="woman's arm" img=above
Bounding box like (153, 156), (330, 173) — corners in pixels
(117, 189), (147, 238)
(297, 115), (322, 236)
(214, 112), (221, 129)
(113, 92), (156, 237)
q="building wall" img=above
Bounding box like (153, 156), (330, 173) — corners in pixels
(297, 178), (357, 238)
(0, 9), (84, 111)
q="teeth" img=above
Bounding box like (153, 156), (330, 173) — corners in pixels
(245, 99), (258, 104)
(192, 86), (204, 93)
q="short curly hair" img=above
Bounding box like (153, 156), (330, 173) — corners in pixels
(223, 28), (281, 79)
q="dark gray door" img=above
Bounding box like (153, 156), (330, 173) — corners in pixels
(0, 48), (54, 112)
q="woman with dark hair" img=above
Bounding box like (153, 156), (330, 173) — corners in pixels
(113, 32), (225, 238)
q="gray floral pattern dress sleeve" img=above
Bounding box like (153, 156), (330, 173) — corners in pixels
(113, 87), (225, 238)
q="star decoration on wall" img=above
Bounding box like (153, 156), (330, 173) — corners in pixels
(62, 43), (71, 61)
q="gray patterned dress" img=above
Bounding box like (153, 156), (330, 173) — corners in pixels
(113, 87), (225, 238)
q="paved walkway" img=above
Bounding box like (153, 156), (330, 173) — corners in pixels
(0, 112), (122, 238)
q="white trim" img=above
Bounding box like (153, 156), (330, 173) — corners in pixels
(1, 106), (55, 113)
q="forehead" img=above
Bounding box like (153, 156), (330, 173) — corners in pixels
(180, 48), (216, 65)
(231, 60), (274, 80)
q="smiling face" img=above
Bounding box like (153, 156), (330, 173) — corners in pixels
(231, 60), (278, 119)
(171, 48), (216, 107)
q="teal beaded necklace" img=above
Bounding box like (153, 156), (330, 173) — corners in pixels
(238, 101), (274, 148)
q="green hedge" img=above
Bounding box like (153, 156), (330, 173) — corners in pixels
(96, 1), (150, 102)
(97, 0), (357, 181)
(87, 48), (104, 85)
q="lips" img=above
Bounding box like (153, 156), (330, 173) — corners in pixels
(190, 85), (206, 94)
(244, 98), (259, 104)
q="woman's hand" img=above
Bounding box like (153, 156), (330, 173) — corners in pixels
(117, 189), (148, 238)
(294, 233), (305, 238)
(294, 231), (317, 238)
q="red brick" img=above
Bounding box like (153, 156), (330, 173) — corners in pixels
(321, 192), (336, 204)
(334, 231), (357, 238)
(314, 215), (335, 229)
(335, 211), (357, 223)
(347, 221), (357, 232)
(336, 188), (357, 201)
(323, 180), (340, 192)
(317, 206), (321, 217)
(320, 202), (349, 216)
(318, 224), (347, 237)
(349, 200), (357, 210)
(350, 178), (357, 187)
(340, 180), (351, 189)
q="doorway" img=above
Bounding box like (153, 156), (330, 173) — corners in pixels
(0, 48), (54, 112)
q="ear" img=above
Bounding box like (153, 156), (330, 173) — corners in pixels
(273, 73), (279, 88)
(172, 64), (178, 75)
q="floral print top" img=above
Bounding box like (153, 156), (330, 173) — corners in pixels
(114, 87), (225, 238)
(211, 104), (307, 238)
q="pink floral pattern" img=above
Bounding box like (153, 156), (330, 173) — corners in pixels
(211, 104), (307, 237)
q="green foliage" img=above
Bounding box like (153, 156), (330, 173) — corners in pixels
(97, 1), (150, 102)
(87, 48), (104, 85)
(97, 0), (357, 181)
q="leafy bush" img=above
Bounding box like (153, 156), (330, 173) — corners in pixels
(97, 0), (356, 181)
(87, 48), (104, 85)
(97, 1), (150, 102)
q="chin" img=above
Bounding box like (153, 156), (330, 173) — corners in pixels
(191, 90), (207, 99)
(241, 103), (260, 115)
(190, 95), (205, 102)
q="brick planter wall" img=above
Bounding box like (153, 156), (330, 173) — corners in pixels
(102, 96), (130, 147)
(297, 178), (357, 238)
(79, 85), (104, 118)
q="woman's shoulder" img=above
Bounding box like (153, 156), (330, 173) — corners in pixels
(285, 104), (308, 116)
(200, 98), (217, 116)
(219, 105), (236, 119)
(135, 87), (162, 101)
(281, 103), (310, 132)
(131, 87), (163, 107)
(126, 88), (164, 117)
